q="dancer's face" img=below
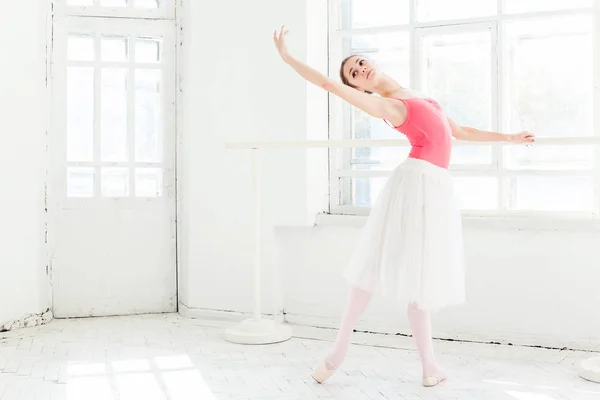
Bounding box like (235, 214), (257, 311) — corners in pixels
(341, 56), (379, 94)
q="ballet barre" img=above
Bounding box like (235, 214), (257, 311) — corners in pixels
(226, 136), (600, 150)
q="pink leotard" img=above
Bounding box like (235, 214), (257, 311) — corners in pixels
(387, 97), (452, 169)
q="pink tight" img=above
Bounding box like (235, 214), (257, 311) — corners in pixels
(324, 286), (444, 379)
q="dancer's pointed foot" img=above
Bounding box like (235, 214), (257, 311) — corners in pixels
(422, 364), (446, 387)
(422, 375), (446, 387)
(311, 359), (336, 384)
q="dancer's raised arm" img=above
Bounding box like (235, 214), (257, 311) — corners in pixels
(273, 26), (406, 127)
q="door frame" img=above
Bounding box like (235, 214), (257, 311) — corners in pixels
(47, 9), (179, 316)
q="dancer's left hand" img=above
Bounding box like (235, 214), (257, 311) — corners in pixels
(508, 131), (535, 144)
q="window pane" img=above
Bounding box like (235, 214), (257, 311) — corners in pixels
(135, 70), (162, 162)
(341, 0), (409, 29)
(450, 146), (492, 166)
(68, 35), (94, 62)
(351, 146), (411, 171)
(510, 176), (594, 211)
(102, 168), (129, 197)
(135, 168), (162, 197)
(101, 68), (128, 162)
(340, 177), (387, 207)
(135, 0), (159, 8)
(505, 16), (593, 137)
(101, 0), (127, 6)
(421, 30), (492, 165)
(135, 39), (161, 63)
(504, 0), (592, 14)
(67, 168), (95, 197)
(102, 37), (128, 62)
(454, 177), (498, 210)
(67, 67), (95, 162)
(417, 0), (496, 21)
(504, 145), (594, 171)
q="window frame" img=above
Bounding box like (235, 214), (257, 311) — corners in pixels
(50, 1), (177, 208)
(327, 0), (600, 219)
(54, 0), (176, 20)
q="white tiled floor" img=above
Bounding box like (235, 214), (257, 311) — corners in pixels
(1, 314), (599, 400)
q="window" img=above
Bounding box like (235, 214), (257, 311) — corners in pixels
(328, 0), (600, 217)
(52, 0), (176, 201)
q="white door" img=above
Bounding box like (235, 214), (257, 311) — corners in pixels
(49, 16), (177, 317)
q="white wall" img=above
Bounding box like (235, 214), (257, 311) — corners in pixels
(0, 1), (50, 326)
(179, 0), (600, 350)
(179, 0), (328, 314)
(277, 220), (600, 350)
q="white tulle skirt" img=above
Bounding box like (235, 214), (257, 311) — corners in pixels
(343, 157), (465, 312)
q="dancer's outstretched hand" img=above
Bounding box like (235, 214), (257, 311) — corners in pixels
(273, 25), (291, 62)
(508, 131), (536, 144)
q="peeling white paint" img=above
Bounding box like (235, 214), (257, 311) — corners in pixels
(0, 309), (53, 333)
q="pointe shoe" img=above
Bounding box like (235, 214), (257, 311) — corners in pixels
(311, 360), (336, 384)
(422, 376), (446, 387)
